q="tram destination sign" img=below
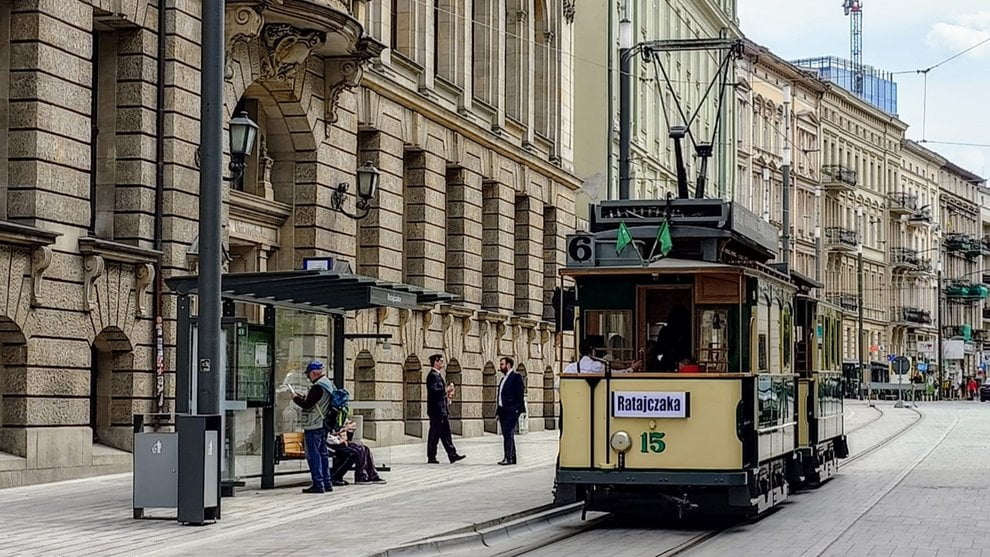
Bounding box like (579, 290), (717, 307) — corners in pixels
(612, 391), (690, 419)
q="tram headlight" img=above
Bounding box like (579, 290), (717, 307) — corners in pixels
(609, 431), (632, 453)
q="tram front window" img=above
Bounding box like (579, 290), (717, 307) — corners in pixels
(584, 310), (634, 366)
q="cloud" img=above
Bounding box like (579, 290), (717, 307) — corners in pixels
(926, 10), (990, 58)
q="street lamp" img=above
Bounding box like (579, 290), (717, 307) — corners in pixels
(227, 111), (259, 182)
(331, 161), (381, 220)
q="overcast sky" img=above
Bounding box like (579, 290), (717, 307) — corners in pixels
(738, 0), (990, 178)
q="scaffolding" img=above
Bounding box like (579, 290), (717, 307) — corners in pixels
(792, 56), (897, 115)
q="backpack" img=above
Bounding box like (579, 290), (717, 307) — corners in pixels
(318, 384), (352, 431)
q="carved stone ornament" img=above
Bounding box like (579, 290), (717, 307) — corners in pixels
(135, 263), (155, 317)
(376, 306), (389, 325)
(29, 246), (53, 306)
(260, 23), (326, 83)
(225, 6), (265, 79)
(563, 0), (575, 23)
(325, 57), (363, 133)
(83, 254), (106, 311)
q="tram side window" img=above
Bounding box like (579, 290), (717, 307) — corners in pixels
(584, 310), (635, 365)
(755, 300), (769, 372)
(758, 375), (795, 429)
(767, 297), (780, 372)
(780, 303), (793, 373)
(818, 376), (842, 417)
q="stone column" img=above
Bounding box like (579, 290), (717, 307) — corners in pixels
(7, 1), (93, 232)
(482, 181), (515, 312)
(357, 130), (404, 282)
(445, 167), (483, 305)
(114, 28), (159, 249)
(514, 195), (543, 318)
(402, 149), (446, 292)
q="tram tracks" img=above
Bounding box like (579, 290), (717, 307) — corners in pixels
(513, 404), (925, 557)
(655, 405), (925, 557)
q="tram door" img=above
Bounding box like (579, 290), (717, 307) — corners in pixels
(637, 286), (693, 372)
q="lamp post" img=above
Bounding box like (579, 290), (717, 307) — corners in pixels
(330, 161), (381, 220)
(228, 111), (259, 181)
(857, 207), (869, 407)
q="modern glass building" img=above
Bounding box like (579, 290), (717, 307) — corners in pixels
(792, 56), (898, 115)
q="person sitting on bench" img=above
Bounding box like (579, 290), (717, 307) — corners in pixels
(328, 420), (387, 485)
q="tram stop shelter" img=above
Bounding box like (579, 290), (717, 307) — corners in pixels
(166, 259), (456, 491)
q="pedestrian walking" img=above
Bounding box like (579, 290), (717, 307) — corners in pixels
(291, 360), (335, 494)
(426, 354), (466, 464)
(496, 356), (525, 465)
(968, 377), (978, 400)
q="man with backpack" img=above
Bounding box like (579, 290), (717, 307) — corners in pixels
(292, 360), (335, 494)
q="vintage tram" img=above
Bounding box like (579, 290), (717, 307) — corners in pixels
(554, 197), (848, 517)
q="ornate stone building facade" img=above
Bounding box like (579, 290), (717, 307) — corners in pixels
(819, 86), (907, 374)
(735, 40), (826, 283)
(0, 0), (579, 487)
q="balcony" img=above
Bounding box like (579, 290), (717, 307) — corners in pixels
(827, 293), (858, 312)
(944, 233), (982, 257)
(944, 325), (972, 340)
(888, 192), (919, 215)
(975, 329), (990, 343)
(825, 226), (858, 252)
(944, 281), (989, 304)
(890, 247), (921, 270)
(893, 306), (933, 325)
(822, 164), (857, 192)
(906, 208), (933, 228)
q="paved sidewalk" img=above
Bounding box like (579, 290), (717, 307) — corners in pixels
(0, 430), (559, 557)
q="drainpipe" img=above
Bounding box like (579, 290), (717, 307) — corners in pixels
(153, 0), (166, 415)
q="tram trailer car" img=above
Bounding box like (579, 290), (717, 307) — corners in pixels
(554, 198), (847, 518)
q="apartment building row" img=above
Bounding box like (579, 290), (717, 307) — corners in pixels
(737, 41), (988, 392)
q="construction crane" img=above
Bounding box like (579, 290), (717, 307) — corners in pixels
(842, 0), (864, 96)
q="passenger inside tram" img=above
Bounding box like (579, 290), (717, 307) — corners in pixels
(653, 305), (692, 372)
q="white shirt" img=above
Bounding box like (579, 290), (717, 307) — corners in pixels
(497, 369), (514, 407)
(563, 356), (606, 374)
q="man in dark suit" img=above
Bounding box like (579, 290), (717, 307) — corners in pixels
(496, 356), (525, 465)
(426, 354), (466, 464)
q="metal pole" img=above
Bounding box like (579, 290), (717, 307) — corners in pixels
(605, 2), (614, 196)
(859, 247), (869, 406)
(815, 187), (822, 284)
(781, 85), (792, 274)
(937, 268), (943, 400)
(618, 10), (633, 200)
(197, 0), (224, 416)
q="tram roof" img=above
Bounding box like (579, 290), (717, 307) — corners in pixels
(561, 257), (740, 276)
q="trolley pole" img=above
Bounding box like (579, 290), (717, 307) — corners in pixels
(781, 85), (792, 274)
(618, 7), (632, 200)
(936, 266), (944, 400)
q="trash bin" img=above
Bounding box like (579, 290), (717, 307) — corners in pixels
(133, 413), (178, 519)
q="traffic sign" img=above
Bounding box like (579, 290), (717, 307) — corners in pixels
(886, 354), (896, 362)
(892, 356), (910, 375)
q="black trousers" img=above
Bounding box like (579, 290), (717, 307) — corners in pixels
(427, 414), (457, 461)
(499, 412), (519, 462)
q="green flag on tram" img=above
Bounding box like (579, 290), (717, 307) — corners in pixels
(616, 221), (633, 255)
(656, 217), (673, 256)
